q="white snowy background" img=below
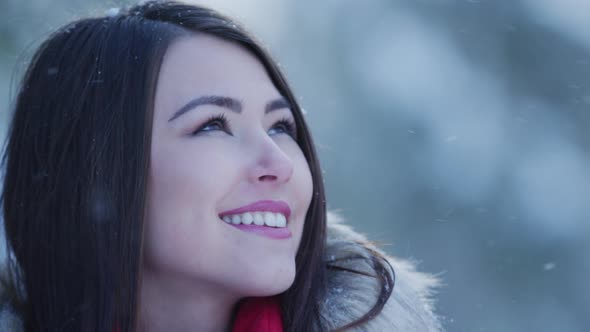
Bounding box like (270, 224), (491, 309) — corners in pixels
(1, 0), (588, 331)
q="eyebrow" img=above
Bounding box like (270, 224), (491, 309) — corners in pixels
(265, 98), (291, 113)
(168, 95), (291, 122)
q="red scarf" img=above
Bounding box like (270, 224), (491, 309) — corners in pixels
(114, 296), (283, 332)
(232, 296), (284, 332)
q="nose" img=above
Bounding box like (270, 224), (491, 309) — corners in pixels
(247, 135), (294, 184)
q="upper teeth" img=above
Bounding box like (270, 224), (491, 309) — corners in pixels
(221, 212), (287, 228)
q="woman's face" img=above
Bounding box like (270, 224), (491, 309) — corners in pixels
(144, 34), (313, 297)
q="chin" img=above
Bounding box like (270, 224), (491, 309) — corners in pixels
(236, 262), (296, 297)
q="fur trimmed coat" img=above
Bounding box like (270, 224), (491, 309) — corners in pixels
(320, 216), (443, 331)
(0, 217), (443, 331)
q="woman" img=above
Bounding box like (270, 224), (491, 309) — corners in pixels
(0, 1), (442, 331)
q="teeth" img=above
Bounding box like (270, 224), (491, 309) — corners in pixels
(220, 212), (287, 228)
(263, 212), (276, 227)
(276, 214), (287, 227)
(253, 213), (265, 226)
(242, 212), (253, 225)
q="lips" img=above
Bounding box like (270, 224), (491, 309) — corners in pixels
(218, 200), (293, 239)
(219, 200), (291, 219)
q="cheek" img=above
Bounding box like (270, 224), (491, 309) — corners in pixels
(143, 140), (240, 267)
(148, 140), (238, 212)
(285, 142), (314, 238)
(295, 155), (313, 211)
(290, 138), (313, 192)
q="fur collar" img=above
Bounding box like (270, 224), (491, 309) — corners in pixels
(0, 216), (443, 331)
(320, 214), (443, 331)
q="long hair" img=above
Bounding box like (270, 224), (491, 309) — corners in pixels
(1, 1), (392, 331)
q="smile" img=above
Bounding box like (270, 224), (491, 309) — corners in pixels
(218, 200), (292, 239)
(219, 200), (291, 221)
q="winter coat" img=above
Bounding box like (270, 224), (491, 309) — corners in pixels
(0, 215), (443, 331)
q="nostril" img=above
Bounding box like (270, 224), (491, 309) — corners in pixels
(258, 175), (277, 182)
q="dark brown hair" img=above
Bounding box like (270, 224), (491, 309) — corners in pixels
(1, 1), (393, 331)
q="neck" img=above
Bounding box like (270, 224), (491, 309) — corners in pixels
(138, 269), (239, 332)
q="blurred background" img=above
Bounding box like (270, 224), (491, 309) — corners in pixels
(1, 0), (588, 331)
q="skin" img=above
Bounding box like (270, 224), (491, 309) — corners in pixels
(139, 33), (313, 332)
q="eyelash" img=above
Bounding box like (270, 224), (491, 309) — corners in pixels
(191, 115), (297, 139)
(191, 114), (231, 135)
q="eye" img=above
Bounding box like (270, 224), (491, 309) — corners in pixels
(268, 118), (297, 139)
(191, 114), (232, 136)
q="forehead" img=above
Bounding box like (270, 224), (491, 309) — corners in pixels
(154, 33), (280, 121)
